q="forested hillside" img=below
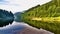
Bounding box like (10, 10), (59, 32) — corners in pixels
(0, 9), (14, 27)
(21, 0), (60, 34)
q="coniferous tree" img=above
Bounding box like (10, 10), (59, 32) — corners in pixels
(0, 9), (14, 27)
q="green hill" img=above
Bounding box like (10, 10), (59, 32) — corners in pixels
(21, 0), (60, 34)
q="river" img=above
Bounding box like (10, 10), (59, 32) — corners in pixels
(0, 21), (54, 34)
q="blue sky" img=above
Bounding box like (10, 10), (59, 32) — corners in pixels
(0, 0), (6, 1)
(0, 0), (51, 13)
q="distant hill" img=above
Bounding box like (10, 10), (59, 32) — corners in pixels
(21, 0), (60, 34)
(14, 12), (23, 22)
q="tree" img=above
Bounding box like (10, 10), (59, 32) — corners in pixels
(0, 9), (14, 27)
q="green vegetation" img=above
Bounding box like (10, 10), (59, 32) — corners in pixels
(0, 9), (14, 27)
(21, 0), (60, 34)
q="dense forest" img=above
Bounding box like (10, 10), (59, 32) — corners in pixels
(21, 0), (60, 34)
(0, 9), (14, 27)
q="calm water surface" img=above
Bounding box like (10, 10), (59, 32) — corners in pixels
(0, 21), (28, 34)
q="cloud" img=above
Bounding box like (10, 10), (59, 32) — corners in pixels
(0, 0), (51, 13)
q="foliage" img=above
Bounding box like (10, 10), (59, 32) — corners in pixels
(0, 9), (14, 27)
(21, 0), (60, 34)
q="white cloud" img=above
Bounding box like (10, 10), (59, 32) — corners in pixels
(0, 0), (51, 13)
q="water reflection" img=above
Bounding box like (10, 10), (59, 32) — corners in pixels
(0, 21), (54, 34)
(0, 21), (28, 34)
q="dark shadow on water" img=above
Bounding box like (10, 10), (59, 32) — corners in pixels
(0, 21), (54, 34)
(0, 21), (27, 34)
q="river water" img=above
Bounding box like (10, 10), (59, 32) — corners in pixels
(0, 21), (54, 34)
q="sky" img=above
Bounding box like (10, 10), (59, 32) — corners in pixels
(0, 0), (51, 13)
